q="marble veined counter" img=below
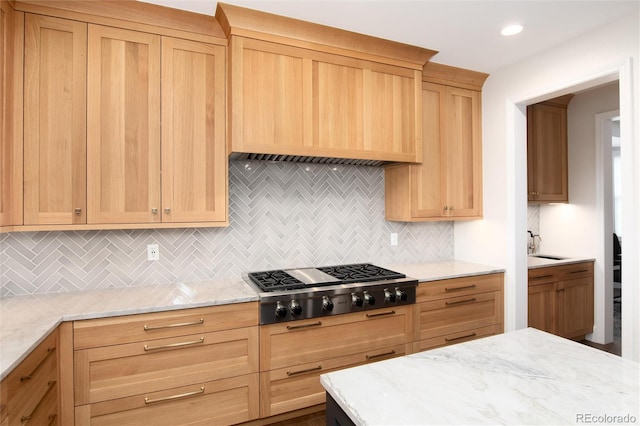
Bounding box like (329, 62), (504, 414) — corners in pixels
(0, 279), (258, 380)
(321, 328), (639, 425)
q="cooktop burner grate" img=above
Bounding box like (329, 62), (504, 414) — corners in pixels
(247, 271), (306, 291)
(317, 263), (405, 284)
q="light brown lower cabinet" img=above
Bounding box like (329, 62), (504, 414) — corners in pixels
(528, 262), (594, 340)
(72, 303), (260, 425)
(0, 328), (60, 426)
(259, 306), (413, 418)
(414, 273), (504, 351)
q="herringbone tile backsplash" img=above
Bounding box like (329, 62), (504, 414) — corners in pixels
(0, 161), (453, 297)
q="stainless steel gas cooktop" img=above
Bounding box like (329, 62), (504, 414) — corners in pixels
(245, 263), (417, 325)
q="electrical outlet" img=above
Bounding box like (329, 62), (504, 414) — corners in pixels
(147, 244), (159, 261)
(390, 233), (398, 246)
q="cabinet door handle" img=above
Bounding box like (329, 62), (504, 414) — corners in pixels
(556, 288), (566, 293)
(445, 297), (477, 306)
(286, 321), (322, 330)
(366, 350), (396, 360)
(144, 387), (205, 405)
(445, 332), (477, 342)
(568, 269), (589, 274)
(144, 337), (204, 351)
(531, 274), (554, 280)
(444, 284), (476, 292)
(286, 365), (322, 376)
(366, 310), (395, 318)
(20, 347), (55, 382)
(47, 414), (58, 426)
(74, 208), (82, 215)
(143, 318), (204, 331)
(151, 208), (158, 214)
(164, 208), (171, 214)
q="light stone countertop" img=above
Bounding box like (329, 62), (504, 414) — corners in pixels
(384, 260), (504, 282)
(527, 255), (596, 269)
(321, 327), (640, 425)
(0, 279), (258, 380)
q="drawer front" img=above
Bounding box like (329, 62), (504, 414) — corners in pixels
(260, 343), (411, 417)
(74, 302), (258, 349)
(557, 262), (593, 281)
(413, 324), (501, 352)
(75, 327), (258, 405)
(75, 374), (259, 426)
(20, 385), (58, 426)
(416, 290), (503, 341)
(260, 306), (413, 371)
(417, 273), (503, 301)
(4, 339), (58, 425)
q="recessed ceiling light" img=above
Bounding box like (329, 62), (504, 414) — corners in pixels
(501, 24), (524, 36)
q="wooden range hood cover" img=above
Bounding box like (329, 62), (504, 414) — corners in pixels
(215, 2), (437, 70)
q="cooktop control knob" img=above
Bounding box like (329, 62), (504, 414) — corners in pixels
(290, 300), (303, 316)
(322, 296), (334, 312)
(395, 288), (408, 302)
(351, 293), (364, 307)
(275, 301), (288, 318)
(384, 288), (396, 303)
(364, 291), (376, 305)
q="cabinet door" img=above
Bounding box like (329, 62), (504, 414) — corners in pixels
(161, 38), (226, 223)
(444, 86), (482, 218)
(229, 37), (307, 154)
(527, 103), (568, 202)
(410, 82), (445, 218)
(527, 282), (557, 334)
(0, 2), (23, 227)
(557, 277), (594, 339)
(24, 14), (87, 225)
(87, 25), (161, 224)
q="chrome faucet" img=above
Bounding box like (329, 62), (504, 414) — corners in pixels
(527, 230), (541, 254)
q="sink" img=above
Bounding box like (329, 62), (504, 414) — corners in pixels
(529, 254), (567, 260)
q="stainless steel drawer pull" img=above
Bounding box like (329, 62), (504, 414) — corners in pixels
(531, 274), (554, 280)
(286, 321), (322, 330)
(445, 332), (477, 342)
(568, 269), (589, 274)
(143, 318), (204, 331)
(366, 310), (396, 318)
(366, 350), (396, 360)
(445, 298), (477, 306)
(144, 387), (205, 405)
(444, 284), (477, 292)
(144, 337), (204, 351)
(286, 365), (322, 376)
(20, 347), (56, 382)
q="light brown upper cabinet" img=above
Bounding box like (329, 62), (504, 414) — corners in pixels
(161, 38), (227, 223)
(87, 25), (162, 224)
(1, 0), (229, 232)
(218, 3), (435, 164)
(0, 1), (23, 227)
(527, 94), (573, 203)
(385, 63), (487, 221)
(24, 14), (87, 225)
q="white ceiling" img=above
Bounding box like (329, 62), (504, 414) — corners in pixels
(139, 0), (639, 73)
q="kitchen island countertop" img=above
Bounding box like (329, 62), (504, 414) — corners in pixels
(321, 327), (639, 425)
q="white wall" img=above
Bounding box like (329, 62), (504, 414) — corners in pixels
(454, 12), (640, 361)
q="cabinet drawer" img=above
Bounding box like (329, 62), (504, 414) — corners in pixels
(557, 262), (593, 280)
(20, 385), (58, 426)
(2, 330), (58, 425)
(75, 327), (258, 405)
(74, 303), (258, 349)
(417, 273), (503, 301)
(260, 306), (413, 371)
(75, 374), (259, 426)
(528, 267), (558, 284)
(413, 324), (500, 352)
(416, 290), (503, 341)
(260, 343), (411, 417)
